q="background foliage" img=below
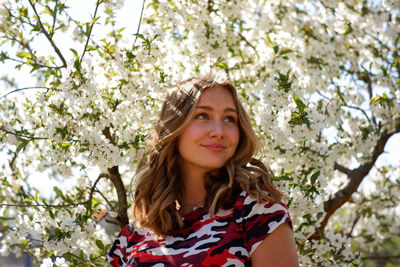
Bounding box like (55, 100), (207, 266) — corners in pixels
(0, 0), (399, 266)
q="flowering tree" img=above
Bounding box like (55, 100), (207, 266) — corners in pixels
(0, 0), (399, 266)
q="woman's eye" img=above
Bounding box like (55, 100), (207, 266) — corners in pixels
(196, 113), (209, 120)
(224, 116), (236, 123)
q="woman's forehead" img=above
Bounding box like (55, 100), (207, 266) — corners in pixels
(197, 86), (236, 107)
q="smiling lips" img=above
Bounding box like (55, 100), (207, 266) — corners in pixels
(201, 144), (226, 152)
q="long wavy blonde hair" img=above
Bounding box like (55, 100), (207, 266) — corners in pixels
(132, 76), (282, 237)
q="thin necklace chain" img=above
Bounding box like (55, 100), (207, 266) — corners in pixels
(181, 200), (204, 211)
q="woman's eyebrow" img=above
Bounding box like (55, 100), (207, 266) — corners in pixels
(196, 105), (237, 113)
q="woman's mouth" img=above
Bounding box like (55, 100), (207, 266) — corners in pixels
(201, 144), (226, 152)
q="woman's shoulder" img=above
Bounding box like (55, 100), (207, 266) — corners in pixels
(234, 190), (291, 223)
(109, 223), (149, 250)
(234, 190), (292, 255)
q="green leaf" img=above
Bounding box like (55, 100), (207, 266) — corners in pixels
(92, 17), (100, 24)
(310, 171), (320, 184)
(70, 48), (79, 58)
(292, 94), (306, 113)
(46, 250), (54, 258)
(17, 51), (31, 59)
(273, 45), (279, 54)
(370, 96), (381, 104)
(216, 62), (228, 69)
(48, 209), (55, 219)
(74, 59), (81, 71)
(54, 186), (68, 202)
(42, 6), (53, 16)
(96, 239), (105, 250)
(279, 48), (293, 56)
(16, 139), (30, 153)
(266, 34), (275, 45)
(2, 206), (8, 216)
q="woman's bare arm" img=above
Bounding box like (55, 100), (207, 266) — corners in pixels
(251, 222), (299, 267)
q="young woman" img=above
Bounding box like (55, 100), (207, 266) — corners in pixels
(107, 77), (298, 266)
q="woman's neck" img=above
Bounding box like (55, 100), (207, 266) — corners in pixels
(179, 164), (207, 215)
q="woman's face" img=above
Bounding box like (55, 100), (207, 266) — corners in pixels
(177, 86), (240, 174)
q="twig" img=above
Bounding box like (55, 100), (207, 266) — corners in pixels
(0, 86), (50, 100)
(333, 162), (352, 176)
(86, 173), (109, 212)
(28, 0), (67, 67)
(0, 216), (15, 220)
(238, 32), (256, 51)
(346, 215), (360, 237)
(336, 87), (372, 124)
(80, 0), (101, 62)
(64, 252), (98, 266)
(9, 147), (20, 172)
(105, 218), (119, 225)
(0, 127), (48, 140)
(134, 0), (146, 43)
(94, 189), (116, 211)
(5, 56), (59, 70)
(51, 0), (58, 38)
(0, 202), (88, 208)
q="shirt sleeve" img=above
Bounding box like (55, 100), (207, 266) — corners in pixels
(107, 224), (133, 267)
(239, 193), (292, 255)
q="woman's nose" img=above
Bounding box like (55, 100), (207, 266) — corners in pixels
(209, 120), (224, 138)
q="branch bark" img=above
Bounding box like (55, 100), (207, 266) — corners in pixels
(102, 126), (117, 146)
(108, 166), (129, 228)
(309, 124), (400, 240)
(102, 126), (128, 228)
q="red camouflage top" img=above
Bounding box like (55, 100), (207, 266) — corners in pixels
(107, 191), (291, 267)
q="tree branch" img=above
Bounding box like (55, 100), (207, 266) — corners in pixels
(0, 202), (87, 208)
(108, 166), (128, 228)
(0, 127), (48, 140)
(0, 216), (15, 220)
(357, 71), (377, 126)
(80, 0), (101, 62)
(4, 56), (61, 70)
(95, 188), (116, 211)
(1, 173), (111, 211)
(28, 0), (67, 68)
(346, 215), (360, 238)
(238, 32), (256, 51)
(0, 86), (51, 100)
(336, 85), (373, 124)
(101, 125), (128, 227)
(310, 124), (400, 240)
(51, 0), (58, 38)
(87, 173), (109, 206)
(102, 126), (117, 146)
(333, 162), (352, 176)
